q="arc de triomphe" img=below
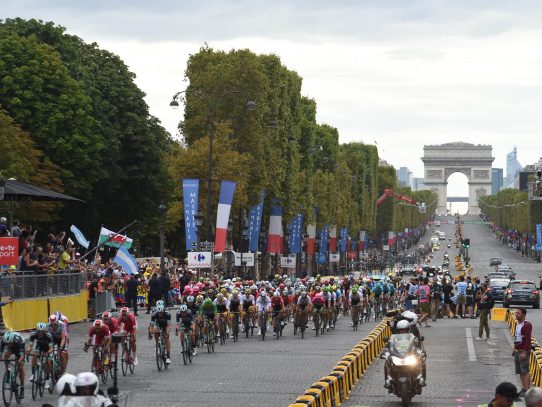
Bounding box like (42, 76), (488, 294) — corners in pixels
(421, 142), (494, 215)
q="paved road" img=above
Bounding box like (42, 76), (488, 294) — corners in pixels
(24, 303), (384, 406)
(346, 215), (540, 406)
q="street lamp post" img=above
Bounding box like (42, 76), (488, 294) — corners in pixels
(158, 203), (167, 277)
(194, 210), (204, 251)
(284, 230), (290, 277)
(170, 90), (256, 243)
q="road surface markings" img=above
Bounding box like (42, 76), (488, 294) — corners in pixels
(465, 328), (477, 361)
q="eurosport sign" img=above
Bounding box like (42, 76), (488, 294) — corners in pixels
(0, 238), (18, 266)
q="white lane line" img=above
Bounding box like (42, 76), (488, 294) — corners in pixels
(465, 328), (477, 361)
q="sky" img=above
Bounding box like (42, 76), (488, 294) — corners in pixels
(4, 0), (542, 197)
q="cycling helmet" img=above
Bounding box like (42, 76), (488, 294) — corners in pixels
(120, 306), (129, 314)
(301, 290), (307, 297)
(232, 289), (239, 296)
(49, 314), (59, 324)
(245, 288), (251, 295)
(283, 289), (288, 296)
(187, 296), (195, 302)
(273, 291), (279, 298)
(396, 320), (410, 333)
(315, 286), (321, 292)
(36, 322), (47, 331)
(352, 287), (358, 293)
(179, 304), (188, 312)
(2, 332), (14, 343)
(102, 311), (111, 319)
(156, 300), (165, 307)
(260, 290), (267, 297)
(193, 287), (200, 293)
(55, 373), (76, 396)
(94, 319), (103, 328)
(156, 304), (165, 313)
(401, 310), (418, 327)
(217, 293), (224, 300)
(74, 372), (99, 396)
(196, 295), (204, 302)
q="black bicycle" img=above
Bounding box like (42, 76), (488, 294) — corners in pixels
(180, 326), (193, 365)
(31, 351), (49, 400)
(2, 357), (23, 406)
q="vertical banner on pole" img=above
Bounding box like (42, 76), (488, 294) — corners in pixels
(536, 224), (542, 251)
(183, 179), (200, 251)
(329, 226), (337, 252)
(214, 180), (236, 253)
(319, 225), (329, 256)
(339, 228), (348, 252)
(288, 214), (303, 254)
(307, 224), (316, 255)
(268, 205), (283, 254)
(359, 231), (366, 252)
(248, 191), (265, 252)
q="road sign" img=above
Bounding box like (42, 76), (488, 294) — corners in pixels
(234, 252), (255, 267)
(280, 255), (297, 268)
(329, 253), (340, 263)
(187, 252), (212, 268)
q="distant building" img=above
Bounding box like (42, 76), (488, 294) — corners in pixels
(491, 168), (503, 194)
(412, 177), (425, 191)
(378, 159), (391, 167)
(396, 167), (413, 188)
(503, 147), (522, 188)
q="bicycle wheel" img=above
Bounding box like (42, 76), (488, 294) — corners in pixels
(12, 370), (21, 404)
(186, 337), (192, 364)
(128, 343), (135, 374)
(100, 360), (108, 385)
(243, 315), (250, 338)
(38, 364), (45, 398)
(274, 318), (280, 340)
(314, 313), (320, 337)
(182, 336), (188, 365)
(209, 328), (215, 353)
(2, 368), (12, 407)
(121, 345), (129, 376)
(261, 315), (266, 341)
(31, 366), (38, 401)
(155, 341), (163, 371)
(162, 339), (169, 370)
(48, 356), (57, 394)
(219, 322), (226, 345)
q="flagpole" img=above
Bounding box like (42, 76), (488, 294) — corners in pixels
(80, 220), (139, 261)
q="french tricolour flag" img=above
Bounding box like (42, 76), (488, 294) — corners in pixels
(214, 181), (237, 253)
(329, 226), (337, 252)
(267, 206), (283, 254)
(306, 224), (316, 255)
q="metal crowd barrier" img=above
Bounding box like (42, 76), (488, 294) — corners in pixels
(0, 271), (86, 299)
(289, 312), (394, 407)
(506, 310), (542, 388)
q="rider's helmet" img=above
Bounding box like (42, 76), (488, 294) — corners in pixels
(102, 311), (111, 320)
(74, 372), (99, 396)
(49, 314), (59, 324)
(36, 322), (47, 331)
(2, 332), (14, 343)
(187, 295), (195, 303)
(245, 288), (251, 295)
(156, 300), (165, 308)
(273, 291), (279, 298)
(120, 306), (129, 315)
(352, 287), (358, 294)
(401, 310), (418, 327)
(55, 373), (76, 396)
(315, 286), (321, 292)
(260, 290), (267, 297)
(156, 304), (166, 313)
(396, 319), (410, 334)
(94, 319), (103, 328)
(301, 290), (307, 297)
(196, 295), (204, 302)
(232, 289), (239, 297)
(217, 293), (224, 301)
(179, 304), (188, 312)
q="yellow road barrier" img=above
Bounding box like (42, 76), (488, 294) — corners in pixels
(290, 312), (394, 407)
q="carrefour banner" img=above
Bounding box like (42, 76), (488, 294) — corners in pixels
(288, 214), (303, 254)
(248, 191), (265, 252)
(183, 179), (199, 251)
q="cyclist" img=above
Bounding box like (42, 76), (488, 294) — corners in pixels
(255, 289), (271, 336)
(312, 292), (325, 330)
(52, 311), (69, 334)
(349, 286), (363, 326)
(118, 306), (138, 365)
(28, 322), (54, 388)
(102, 311), (119, 364)
(271, 291), (285, 336)
(47, 313), (69, 373)
(84, 320), (112, 366)
(241, 288), (255, 333)
(176, 304), (196, 356)
(213, 293), (230, 338)
(228, 289), (242, 336)
(1, 331), (26, 399)
(295, 290), (312, 330)
(148, 304), (171, 365)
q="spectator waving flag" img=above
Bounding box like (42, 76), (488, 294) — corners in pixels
(70, 225), (90, 249)
(113, 246), (138, 275)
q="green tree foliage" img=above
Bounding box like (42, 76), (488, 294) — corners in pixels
(0, 19), (171, 231)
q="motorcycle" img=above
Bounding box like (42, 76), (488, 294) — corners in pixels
(381, 333), (426, 406)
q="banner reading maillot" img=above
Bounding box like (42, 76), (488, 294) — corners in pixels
(182, 179), (199, 251)
(214, 180), (236, 253)
(319, 224), (329, 256)
(536, 224), (542, 251)
(268, 205), (283, 254)
(248, 191), (265, 252)
(339, 227), (348, 252)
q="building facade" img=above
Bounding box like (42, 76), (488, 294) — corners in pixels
(491, 168), (503, 194)
(396, 166), (413, 188)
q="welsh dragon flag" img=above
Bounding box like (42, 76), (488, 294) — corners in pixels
(98, 227), (133, 249)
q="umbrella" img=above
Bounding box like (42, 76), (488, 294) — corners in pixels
(0, 178), (85, 227)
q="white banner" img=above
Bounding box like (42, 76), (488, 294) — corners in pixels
(383, 245), (390, 251)
(234, 252), (255, 267)
(329, 253), (340, 263)
(280, 255), (297, 268)
(187, 252), (212, 268)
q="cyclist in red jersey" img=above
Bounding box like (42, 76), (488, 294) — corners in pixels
(102, 312), (119, 364)
(84, 320), (111, 365)
(118, 307), (138, 366)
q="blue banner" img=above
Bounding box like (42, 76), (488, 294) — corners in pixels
(316, 252), (327, 264)
(288, 214), (303, 254)
(248, 191), (265, 252)
(339, 227), (348, 252)
(183, 179), (199, 251)
(536, 224), (542, 251)
(319, 224), (329, 256)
